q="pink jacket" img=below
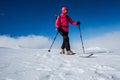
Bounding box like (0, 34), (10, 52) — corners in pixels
(55, 13), (77, 32)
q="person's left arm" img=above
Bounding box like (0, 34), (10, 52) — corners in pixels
(68, 16), (80, 26)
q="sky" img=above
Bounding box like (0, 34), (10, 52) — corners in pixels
(0, 0), (120, 49)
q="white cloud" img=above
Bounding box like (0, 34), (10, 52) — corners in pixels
(86, 31), (120, 49)
(71, 31), (120, 51)
(0, 31), (120, 51)
(0, 35), (51, 49)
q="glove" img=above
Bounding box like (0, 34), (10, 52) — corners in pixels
(77, 21), (80, 25)
(57, 26), (62, 31)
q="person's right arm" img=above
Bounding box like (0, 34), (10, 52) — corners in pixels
(55, 16), (61, 30)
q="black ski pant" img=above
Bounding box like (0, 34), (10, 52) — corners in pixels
(59, 30), (71, 51)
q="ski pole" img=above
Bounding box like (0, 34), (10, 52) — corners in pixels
(48, 31), (59, 52)
(78, 25), (85, 54)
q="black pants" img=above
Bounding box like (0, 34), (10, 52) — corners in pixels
(59, 30), (70, 51)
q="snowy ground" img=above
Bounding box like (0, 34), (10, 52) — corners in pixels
(0, 47), (120, 80)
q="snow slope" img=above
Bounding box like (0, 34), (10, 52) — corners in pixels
(0, 48), (120, 80)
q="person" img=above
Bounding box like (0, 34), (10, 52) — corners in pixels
(55, 6), (80, 55)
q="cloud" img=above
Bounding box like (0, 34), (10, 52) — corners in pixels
(0, 35), (51, 49)
(0, 31), (120, 51)
(71, 31), (120, 51)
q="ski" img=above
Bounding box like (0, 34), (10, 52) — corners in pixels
(80, 53), (93, 58)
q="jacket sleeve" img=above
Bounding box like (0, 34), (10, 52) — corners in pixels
(68, 16), (77, 26)
(55, 16), (61, 29)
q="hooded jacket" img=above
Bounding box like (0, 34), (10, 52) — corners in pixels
(55, 7), (77, 32)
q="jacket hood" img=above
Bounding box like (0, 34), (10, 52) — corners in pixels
(62, 7), (68, 14)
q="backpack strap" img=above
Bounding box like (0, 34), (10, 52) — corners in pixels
(66, 15), (69, 20)
(58, 15), (69, 20)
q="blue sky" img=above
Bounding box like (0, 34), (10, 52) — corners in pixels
(0, 0), (120, 41)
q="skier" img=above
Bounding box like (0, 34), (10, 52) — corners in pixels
(55, 7), (80, 55)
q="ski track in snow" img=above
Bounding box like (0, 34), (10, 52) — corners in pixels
(0, 48), (120, 80)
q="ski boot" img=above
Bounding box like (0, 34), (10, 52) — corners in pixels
(60, 49), (65, 54)
(67, 50), (73, 55)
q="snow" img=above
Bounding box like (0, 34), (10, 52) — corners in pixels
(0, 47), (120, 80)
